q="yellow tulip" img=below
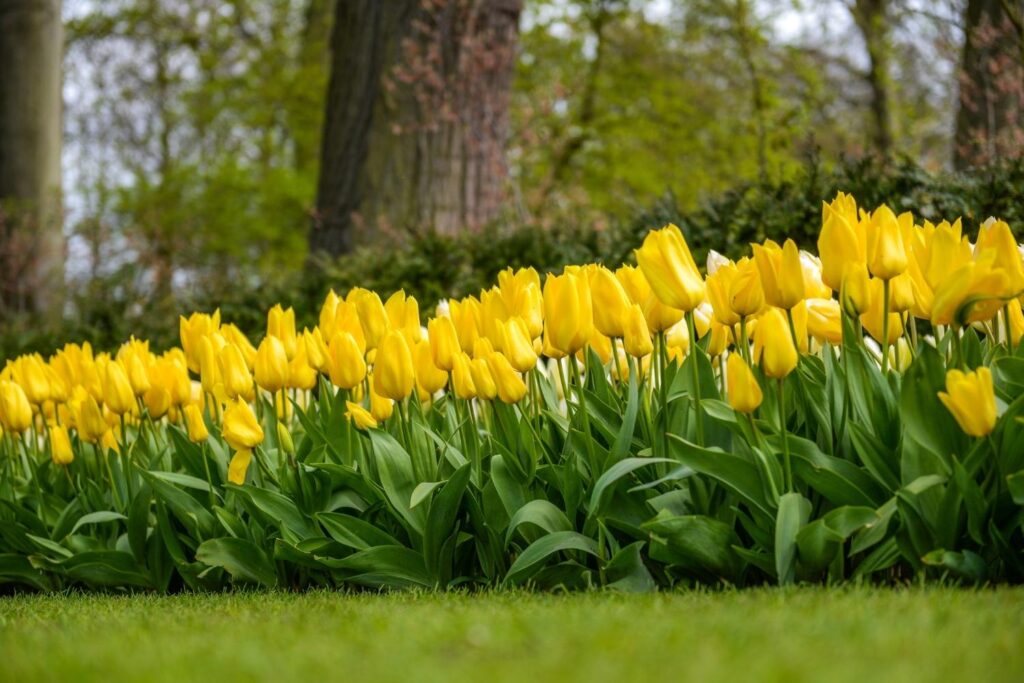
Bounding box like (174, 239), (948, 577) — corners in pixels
(976, 217), (1024, 295)
(319, 289), (342, 339)
(143, 384), (172, 419)
(543, 272), (593, 355)
(374, 331), (415, 400)
(385, 290), (422, 343)
(729, 257), (765, 318)
(753, 308), (798, 379)
(641, 291), (684, 333)
(302, 328), (329, 372)
(0, 380), (32, 434)
(805, 298), (843, 345)
(470, 357), (498, 400)
(103, 361), (136, 415)
(726, 353), (762, 414)
(287, 347), (318, 391)
(451, 353), (477, 399)
(622, 303), (653, 358)
(635, 224), (706, 312)
(14, 355), (50, 405)
(267, 304), (298, 359)
(413, 340), (448, 396)
(368, 379), (395, 422)
(615, 264), (650, 305)
(931, 254), (1008, 326)
(219, 344), (255, 401)
(706, 261), (740, 326)
(866, 205), (909, 280)
(860, 278), (903, 345)
(183, 403), (209, 442)
(753, 239), (805, 310)
(198, 335), (221, 395)
(50, 425), (74, 466)
(818, 206), (864, 291)
(227, 448), (253, 485)
(486, 352), (528, 404)
(500, 317), (538, 373)
(840, 264), (873, 317)
(888, 272), (915, 313)
(921, 219), (972, 291)
(938, 367), (996, 437)
(221, 324), (257, 369)
(72, 393), (108, 443)
(327, 332), (366, 390)
(345, 401), (378, 429)
(352, 289), (389, 350)
(589, 266), (631, 338)
(427, 316), (461, 371)
(179, 310), (221, 373)
(449, 297), (482, 351)
(221, 398), (264, 451)
(254, 335), (289, 393)
(100, 428), (121, 454)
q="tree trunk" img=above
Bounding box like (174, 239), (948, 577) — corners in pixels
(954, 0), (1024, 169)
(312, 0), (522, 258)
(850, 0), (894, 159)
(0, 0), (63, 318)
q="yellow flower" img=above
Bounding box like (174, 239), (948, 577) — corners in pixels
(13, 355), (50, 405)
(198, 335), (221, 395)
(427, 316), (461, 371)
(143, 384), (172, 419)
(622, 303), (653, 358)
(345, 401), (377, 429)
(866, 205), (909, 280)
(254, 335), (290, 393)
(500, 317), (538, 373)
(706, 261), (740, 326)
(221, 398), (264, 451)
(921, 219), (972, 292)
(352, 289), (390, 350)
(729, 257), (765, 318)
(726, 353), (762, 414)
(100, 428), (121, 454)
(860, 278), (903, 345)
(753, 308), (798, 379)
(267, 304), (298, 359)
(183, 403), (209, 442)
(49, 425), (74, 466)
(451, 352), (477, 399)
(221, 324), (257, 368)
(542, 271), (593, 356)
(805, 298), (843, 346)
(218, 343), (255, 402)
(752, 239), (805, 309)
(385, 290), (422, 343)
(888, 272), (915, 313)
(635, 224), (706, 312)
(470, 357), (497, 400)
(228, 448), (253, 485)
(840, 263), (873, 317)
(818, 205), (864, 291)
(302, 327), (329, 372)
(368, 379), (395, 422)
(938, 367), (996, 437)
(277, 423), (295, 455)
(976, 218), (1024, 295)
(0, 381), (31, 434)
(374, 331), (415, 400)
(103, 360), (136, 415)
(413, 340), (448, 396)
(449, 297), (482, 351)
(486, 352), (528, 404)
(931, 254), (1008, 326)
(589, 266), (631, 338)
(72, 393), (108, 443)
(179, 310), (221, 373)
(327, 332), (367, 390)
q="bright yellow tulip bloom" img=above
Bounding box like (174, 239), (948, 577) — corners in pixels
(938, 367), (996, 437)
(635, 224), (706, 312)
(726, 353), (762, 414)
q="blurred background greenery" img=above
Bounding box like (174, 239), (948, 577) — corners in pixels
(0, 0), (1022, 356)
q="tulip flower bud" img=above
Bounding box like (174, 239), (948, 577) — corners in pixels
(976, 217), (1024, 294)
(867, 205), (909, 281)
(427, 316), (461, 371)
(218, 344), (254, 401)
(753, 240), (805, 310)
(818, 209), (863, 291)
(635, 224), (705, 312)
(374, 331), (415, 400)
(451, 353), (477, 399)
(267, 304), (298, 360)
(840, 264), (873, 317)
(0, 380), (33, 434)
(938, 367), (996, 437)
(327, 332), (367, 390)
(931, 256), (1008, 327)
(50, 425), (74, 466)
(345, 400), (378, 429)
(726, 353), (762, 414)
(501, 317), (538, 372)
(543, 272), (593, 355)
(276, 423), (295, 455)
(143, 385), (172, 419)
(413, 340), (448, 396)
(103, 361), (136, 415)
(706, 261), (740, 326)
(73, 393), (109, 443)
(352, 289), (389, 350)
(486, 352), (528, 404)
(470, 357), (497, 400)
(319, 289), (342, 340)
(179, 310), (221, 373)
(861, 278), (903, 345)
(889, 272), (915, 313)
(385, 290), (422, 343)
(589, 266), (631, 338)
(729, 258), (764, 318)
(622, 303), (653, 358)
(183, 403), (209, 442)
(198, 335), (221, 395)
(16, 355), (51, 405)
(805, 298), (842, 345)
(221, 398), (264, 451)
(100, 428), (121, 454)
(287, 347), (318, 391)
(254, 333), (290, 393)
(302, 328), (329, 372)
(753, 308), (798, 379)
(369, 378), (395, 422)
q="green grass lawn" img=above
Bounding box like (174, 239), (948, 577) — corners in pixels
(1, 588), (1022, 683)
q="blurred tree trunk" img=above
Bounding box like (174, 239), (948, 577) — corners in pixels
(954, 0), (1024, 169)
(0, 0), (64, 319)
(850, 0), (894, 159)
(294, 0), (335, 175)
(312, 0), (523, 258)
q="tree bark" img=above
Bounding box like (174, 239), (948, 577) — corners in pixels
(312, 0), (522, 259)
(850, 0), (894, 159)
(954, 0), (1024, 169)
(0, 0), (64, 318)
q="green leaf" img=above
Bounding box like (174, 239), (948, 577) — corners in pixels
(70, 511), (127, 536)
(505, 499), (573, 546)
(147, 471), (218, 495)
(900, 347), (965, 461)
(604, 541), (655, 592)
(643, 511), (742, 583)
(775, 492), (811, 586)
(229, 484), (316, 541)
(316, 512), (402, 550)
(196, 537), (278, 587)
(922, 549), (988, 583)
(139, 470), (217, 540)
(588, 457), (676, 520)
(505, 531), (600, 585)
(0, 553), (50, 590)
(319, 545), (432, 589)
(424, 463), (472, 583)
(1007, 470), (1024, 505)
(609, 374), (641, 462)
(368, 430), (426, 536)
(410, 481), (444, 509)
(667, 435), (772, 518)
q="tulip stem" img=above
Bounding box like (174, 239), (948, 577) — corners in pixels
(686, 311), (705, 446)
(739, 317), (750, 364)
(881, 278), (891, 374)
(785, 308), (799, 351)
(569, 357), (599, 472)
(777, 379), (792, 492)
(1004, 304), (1013, 350)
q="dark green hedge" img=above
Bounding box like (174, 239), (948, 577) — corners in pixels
(4, 156), (1023, 358)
